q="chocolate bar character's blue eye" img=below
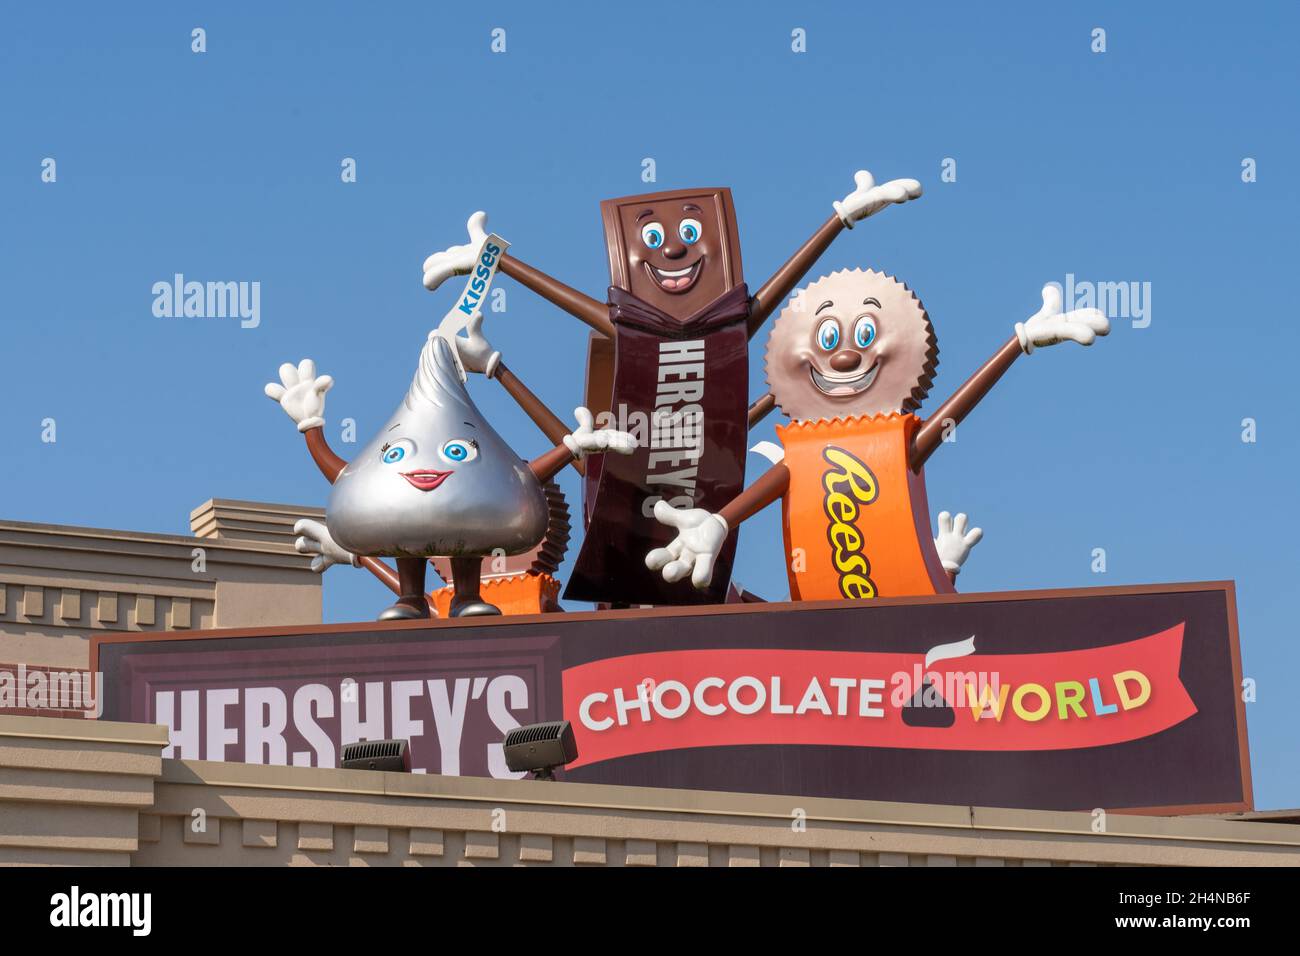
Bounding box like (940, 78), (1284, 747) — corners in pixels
(678, 218), (702, 244)
(854, 316), (876, 348)
(438, 438), (479, 464)
(817, 318), (840, 351)
(381, 439), (414, 464)
(641, 222), (665, 249)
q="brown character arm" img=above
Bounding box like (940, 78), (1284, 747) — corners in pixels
(747, 214), (846, 339)
(499, 254), (616, 338)
(747, 393), (777, 430)
(528, 443), (577, 484)
(910, 335), (1023, 471)
(305, 427), (348, 483)
(718, 463), (791, 528)
(493, 360), (586, 477)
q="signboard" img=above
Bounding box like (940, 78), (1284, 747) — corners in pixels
(91, 582), (1251, 813)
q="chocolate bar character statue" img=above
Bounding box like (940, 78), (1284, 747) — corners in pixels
(645, 269), (1108, 600)
(262, 331), (635, 620)
(421, 171), (921, 605)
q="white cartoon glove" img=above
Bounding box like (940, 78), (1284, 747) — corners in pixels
(646, 503), (729, 589)
(562, 407), (637, 459)
(264, 359), (333, 432)
(422, 211), (490, 291)
(1015, 284), (1110, 354)
(934, 511), (983, 575)
(833, 169), (923, 228)
(293, 518), (359, 572)
(455, 310), (502, 377)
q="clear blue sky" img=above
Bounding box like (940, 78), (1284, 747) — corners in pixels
(3, 2), (1297, 807)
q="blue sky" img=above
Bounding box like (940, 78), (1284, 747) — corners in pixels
(3, 2), (1297, 807)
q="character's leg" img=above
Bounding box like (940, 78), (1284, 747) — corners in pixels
(378, 557), (432, 621)
(448, 556), (501, 618)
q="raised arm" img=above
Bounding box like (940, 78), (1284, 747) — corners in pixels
(454, 311), (587, 475)
(747, 170), (923, 339)
(528, 407), (638, 484)
(748, 216), (844, 337)
(910, 285), (1111, 471)
(305, 428), (347, 483)
(421, 211), (615, 337)
(265, 359), (348, 482)
(496, 361), (585, 474)
(498, 254), (615, 337)
(911, 336), (1022, 471)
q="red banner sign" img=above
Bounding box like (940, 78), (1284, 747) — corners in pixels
(563, 624), (1194, 766)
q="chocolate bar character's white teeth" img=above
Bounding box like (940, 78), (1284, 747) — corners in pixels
(655, 265), (694, 278)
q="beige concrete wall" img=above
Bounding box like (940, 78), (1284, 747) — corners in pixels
(0, 715), (168, 865)
(2, 714), (1298, 867)
(0, 499), (324, 679)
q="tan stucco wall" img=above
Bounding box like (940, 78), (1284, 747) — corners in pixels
(0, 499), (324, 675)
(2, 714), (1298, 867)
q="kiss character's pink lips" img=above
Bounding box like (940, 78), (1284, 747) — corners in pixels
(400, 469), (453, 491)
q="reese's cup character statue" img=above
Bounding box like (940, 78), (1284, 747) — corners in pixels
(420, 170), (922, 605)
(645, 268), (1109, 600)
(262, 330), (635, 621)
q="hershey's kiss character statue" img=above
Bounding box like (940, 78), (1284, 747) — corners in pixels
(646, 269), (1108, 600)
(264, 332), (636, 620)
(420, 170), (922, 606)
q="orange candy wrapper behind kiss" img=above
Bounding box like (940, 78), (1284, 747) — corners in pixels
(432, 572), (562, 618)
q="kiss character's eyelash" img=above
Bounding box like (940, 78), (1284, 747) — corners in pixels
(381, 442), (391, 453)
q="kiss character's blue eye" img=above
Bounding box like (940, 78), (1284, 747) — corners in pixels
(854, 316), (876, 348)
(816, 318), (840, 351)
(679, 218), (703, 244)
(380, 438), (415, 464)
(641, 222), (665, 249)
(438, 438), (479, 465)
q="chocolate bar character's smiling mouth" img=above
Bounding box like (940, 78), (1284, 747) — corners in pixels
(400, 469), (453, 492)
(645, 257), (704, 294)
(810, 359), (881, 396)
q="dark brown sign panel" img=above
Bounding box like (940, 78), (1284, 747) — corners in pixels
(91, 582), (1251, 813)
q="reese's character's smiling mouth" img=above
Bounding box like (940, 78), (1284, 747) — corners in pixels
(810, 359), (881, 396)
(645, 257), (704, 293)
(400, 469), (453, 492)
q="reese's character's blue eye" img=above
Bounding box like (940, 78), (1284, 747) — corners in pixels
(438, 438), (479, 465)
(854, 316), (877, 348)
(380, 438), (415, 464)
(641, 222), (665, 249)
(816, 318), (841, 351)
(679, 218), (703, 245)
